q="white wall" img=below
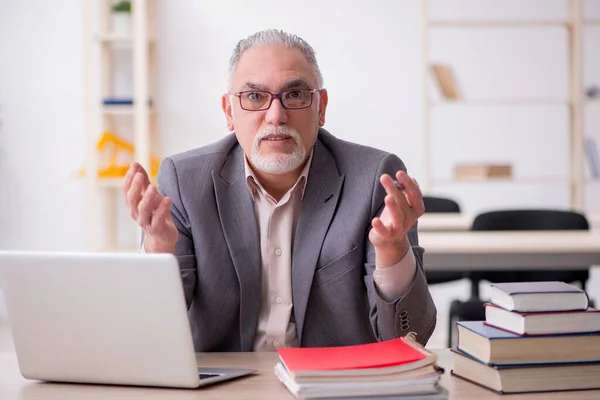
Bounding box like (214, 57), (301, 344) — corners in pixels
(0, 0), (87, 251)
(0, 0), (599, 249)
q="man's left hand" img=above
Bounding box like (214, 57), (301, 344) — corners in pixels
(369, 171), (425, 268)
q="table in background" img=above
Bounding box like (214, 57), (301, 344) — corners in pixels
(420, 231), (600, 271)
(419, 213), (600, 232)
(419, 213), (472, 232)
(1, 350), (599, 399)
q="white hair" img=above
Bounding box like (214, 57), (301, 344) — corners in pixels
(228, 29), (324, 91)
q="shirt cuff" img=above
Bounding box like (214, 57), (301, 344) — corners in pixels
(373, 248), (417, 302)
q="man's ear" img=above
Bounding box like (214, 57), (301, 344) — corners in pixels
(318, 89), (328, 127)
(222, 94), (235, 132)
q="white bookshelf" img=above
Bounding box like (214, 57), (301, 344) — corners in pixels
(83, 0), (156, 252)
(421, 0), (598, 214)
(97, 33), (156, 43)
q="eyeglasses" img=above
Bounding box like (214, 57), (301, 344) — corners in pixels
(232, 89), (318, 111)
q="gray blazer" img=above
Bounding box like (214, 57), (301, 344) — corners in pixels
(156, 128), (437, 351)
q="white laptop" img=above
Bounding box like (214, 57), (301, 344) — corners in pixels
(0, 251), (256, 388)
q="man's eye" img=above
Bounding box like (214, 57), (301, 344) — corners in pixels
(245, 92), (266, 102)
(286, 90), (302, 99)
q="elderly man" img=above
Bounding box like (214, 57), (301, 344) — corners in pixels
(124, 29), (436, 352)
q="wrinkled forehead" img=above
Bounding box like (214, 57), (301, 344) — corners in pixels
(231, 45), (317, 92)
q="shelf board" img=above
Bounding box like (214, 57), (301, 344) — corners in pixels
(429, 99), (569, 107)
(102, 105), (156, 115)
(97, 34), (156, 43)
(427, 20), (570, 28)
(431, 178), (569, 185)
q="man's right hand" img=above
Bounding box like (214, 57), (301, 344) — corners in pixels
(124, 162), (178, 254)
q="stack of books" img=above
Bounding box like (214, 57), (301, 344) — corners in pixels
(274, 335), (448, 399)
(452, 281), (600, 394)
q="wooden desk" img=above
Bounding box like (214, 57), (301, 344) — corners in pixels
(419, 213), (600, 232)
(420, 231), (600, 271)
(1, 350), (599, 399)
(419, 213), (473, 232)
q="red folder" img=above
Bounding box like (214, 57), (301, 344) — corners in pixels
(276, 337), (432, 374)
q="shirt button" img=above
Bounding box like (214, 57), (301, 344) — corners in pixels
(275, 248), (282, 256)
(276, 296), (283, 304)
(273, 340), (280, 348)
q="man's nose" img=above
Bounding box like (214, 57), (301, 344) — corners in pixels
(264, 98), (288, 125)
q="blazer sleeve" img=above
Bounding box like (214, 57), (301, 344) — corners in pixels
(363, 153), (437, 346)
(154, 157), (198, 308)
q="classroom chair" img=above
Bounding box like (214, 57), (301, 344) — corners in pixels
(423, 196), (461, 214)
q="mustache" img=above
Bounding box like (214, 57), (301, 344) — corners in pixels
(256, 125), (299, 140)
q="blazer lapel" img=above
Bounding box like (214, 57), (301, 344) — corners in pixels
(292, 139), (345, 344)
(212, 147), (261, 351)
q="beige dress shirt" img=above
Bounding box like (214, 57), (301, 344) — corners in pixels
(243, 152), (416, 351)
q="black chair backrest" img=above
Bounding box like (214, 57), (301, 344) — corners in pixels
(470, 209), (590, 286)
(423, 196), (461, 213)
(472, 209), (589, 231)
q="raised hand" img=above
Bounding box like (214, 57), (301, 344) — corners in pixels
(369, 171), (425, 267)
(123, 162), (178, 254)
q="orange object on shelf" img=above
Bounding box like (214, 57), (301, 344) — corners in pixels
(79, 131), (161, 178)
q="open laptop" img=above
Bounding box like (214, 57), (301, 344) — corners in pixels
(0, 251), (256, 388)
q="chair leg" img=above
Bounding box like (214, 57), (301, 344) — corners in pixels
(447, 311), (454, 348)
(448, 297), (486, 348)
(448, 299), (462, 348)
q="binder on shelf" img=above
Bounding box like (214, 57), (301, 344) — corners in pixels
(430, 64), (462, 101)
(102, 97), (153, 106)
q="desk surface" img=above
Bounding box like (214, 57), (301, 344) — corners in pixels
(1, 350), (599, 400)
(420, 231), (600, 270)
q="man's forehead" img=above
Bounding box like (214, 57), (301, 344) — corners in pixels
(240, 78), (311, 91)
(232, 46), (316, 89)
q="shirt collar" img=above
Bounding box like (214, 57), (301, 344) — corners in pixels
(244, 150), (313, 201)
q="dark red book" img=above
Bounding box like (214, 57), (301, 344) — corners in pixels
(485, 303), (600, 336)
